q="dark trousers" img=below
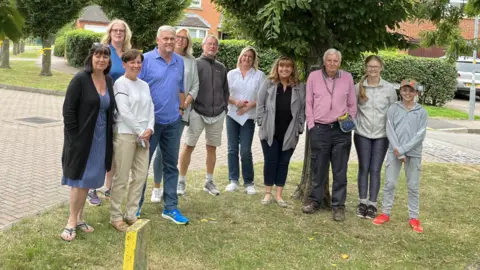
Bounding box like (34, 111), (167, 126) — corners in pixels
(353, 133), (389, 203)
(308, 123), (352, 208)
(260, 139), (294, 187)
(226, 116), (255, 186)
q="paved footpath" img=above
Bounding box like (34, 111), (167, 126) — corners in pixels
(1, 88), (480, 229)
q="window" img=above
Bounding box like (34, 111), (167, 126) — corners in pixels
(184, 28), (208, 38)
(189, 0), (201, 8)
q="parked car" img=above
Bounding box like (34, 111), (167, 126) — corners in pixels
(455, 56), (480, 96)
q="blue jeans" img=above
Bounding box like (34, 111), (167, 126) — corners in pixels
(260, 139), (294, 187)
(153, 122), (185, 184)
(226, 116), (255, 186)
(353, 133), (389, 203)
(138, 117), (183, 211)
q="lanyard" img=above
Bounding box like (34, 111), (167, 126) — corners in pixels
(322, 75), (336, 110)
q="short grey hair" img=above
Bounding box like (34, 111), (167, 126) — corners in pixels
(157, 25), (176, 37)
(202, 35), (219, 45)
(323, 48), (342, 63)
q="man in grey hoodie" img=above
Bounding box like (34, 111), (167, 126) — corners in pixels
(372, 80), (427, 233)
(178, 35), (229, 196)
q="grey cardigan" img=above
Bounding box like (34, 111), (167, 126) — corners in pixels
(256, 79), (306, 151)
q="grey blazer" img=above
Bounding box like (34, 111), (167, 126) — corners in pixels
(256, 79), (306, 151)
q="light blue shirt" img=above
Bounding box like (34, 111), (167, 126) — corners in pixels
(139, 48), (185, 124)
(108, 44), (125, 82)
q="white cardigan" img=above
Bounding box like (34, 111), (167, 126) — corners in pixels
(114, 75), (155, 136)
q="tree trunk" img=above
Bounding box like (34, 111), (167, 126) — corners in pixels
(0, 39), (11, 69)
(20, 40), (25, 53)
(292, 46), (332, 208)
(40, 36), (53, 76)
(13, 43), (18, 55)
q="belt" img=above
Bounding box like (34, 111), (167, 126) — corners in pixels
(315, 122), (339, 128)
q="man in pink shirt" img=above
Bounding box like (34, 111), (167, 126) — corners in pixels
(302, 48), (357, 221)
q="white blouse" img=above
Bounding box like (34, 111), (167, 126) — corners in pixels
(227, 68), (266, 120)
(114, 75), (155, 136)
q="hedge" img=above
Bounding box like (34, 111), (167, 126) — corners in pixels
(62, 32), (455, 106)
(344, 53), (457, 106)
(65, 29), (103, 67)
(191, 39), (279, 73)
(53, 35), (65, 57)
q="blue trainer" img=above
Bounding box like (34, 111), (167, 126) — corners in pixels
(161, 209), (189, 225)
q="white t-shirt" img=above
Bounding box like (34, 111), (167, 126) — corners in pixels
(114, 75), (155, 135)
(227, 68), (266, 120)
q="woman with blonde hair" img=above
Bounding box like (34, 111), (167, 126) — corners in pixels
(87, 19), (133, 206)
(149, 28), (199, 203)
(224, 46), (265, 195)
(354, 55), (397, 219)
(256, 56), (305, 207)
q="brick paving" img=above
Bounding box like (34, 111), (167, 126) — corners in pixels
(0, 88), (479, 230)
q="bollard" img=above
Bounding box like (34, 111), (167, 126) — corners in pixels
(123, 219), (150, 270)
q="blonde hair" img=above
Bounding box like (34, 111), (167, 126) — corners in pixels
(236, 46), (259, 70)
(176, 28), (194, 57)
(101, 19), (132, 51)
(268, 56), (299, 86)
(358, 55), (384, 101)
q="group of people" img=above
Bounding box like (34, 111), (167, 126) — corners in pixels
(59, 19), (427, 241)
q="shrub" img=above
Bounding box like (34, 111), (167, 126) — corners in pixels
(344, 53), (457, 106)
(53, 35), (65, 57)
(65, 29), (103, 67)
(191, 39), (279, 73)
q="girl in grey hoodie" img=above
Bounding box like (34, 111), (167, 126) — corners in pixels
(354, 55), (397, 219)
(372, 80), (427, 233)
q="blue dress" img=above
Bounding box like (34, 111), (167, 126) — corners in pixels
(62, 91), (111, 189)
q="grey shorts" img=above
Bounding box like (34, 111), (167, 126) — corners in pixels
(185, 110), (225, 147)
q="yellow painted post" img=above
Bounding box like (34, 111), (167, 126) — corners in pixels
(123, 219), (150, 270)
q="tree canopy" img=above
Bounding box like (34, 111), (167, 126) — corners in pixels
(214, 0), (414, 66)
(0, 0), (24, 42)
(95, 0), (192, 49)
(16, 0), (87, 41)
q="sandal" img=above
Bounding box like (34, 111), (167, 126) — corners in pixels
(111, 221), (129, 232)
(261, 192), (272, 205)
(76, 222), (94, 233)
(276, 199), (288, 208)
(60, 227), (76, 241)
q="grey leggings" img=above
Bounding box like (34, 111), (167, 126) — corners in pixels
(354, 133), (389, 203)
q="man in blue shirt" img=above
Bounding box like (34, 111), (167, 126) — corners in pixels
(136, 25), (188, 224)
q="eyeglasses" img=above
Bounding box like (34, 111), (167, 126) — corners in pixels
(176, 36), (188, 41)
(111, 29), (125, 33)
(205, 42), (218, 47)
(367, 65), (381, 70)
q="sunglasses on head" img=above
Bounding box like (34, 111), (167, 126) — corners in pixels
(92, 42), (109, 49)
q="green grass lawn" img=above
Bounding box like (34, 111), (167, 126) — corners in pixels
(425, 105), (480, 120)
(0, 162), (479, 269)
(9, 50), (41, 59)
(0, 60), (72, 91)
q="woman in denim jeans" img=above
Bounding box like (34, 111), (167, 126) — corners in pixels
(225, 46), (265, 195)
(354, 55), (397, 219)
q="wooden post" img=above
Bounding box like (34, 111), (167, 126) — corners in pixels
(123, 219), (150, 270)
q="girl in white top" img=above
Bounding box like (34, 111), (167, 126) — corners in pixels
(110, 49), (154, 231)
(225, 46), (266, 194)
(151, 28), (200, 200)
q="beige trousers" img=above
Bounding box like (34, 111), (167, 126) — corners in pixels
(110, 133), (149, 222)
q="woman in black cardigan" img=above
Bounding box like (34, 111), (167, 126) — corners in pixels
(60, 43), (116, 241)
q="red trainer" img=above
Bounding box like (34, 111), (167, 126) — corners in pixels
(372, 213), (390, 225)
(409, 218), (424, 233)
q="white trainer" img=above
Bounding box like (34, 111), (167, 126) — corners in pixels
(150, 188), (163, 203)
(245, 185), (256, 195)
(225, 182), (239, 192)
